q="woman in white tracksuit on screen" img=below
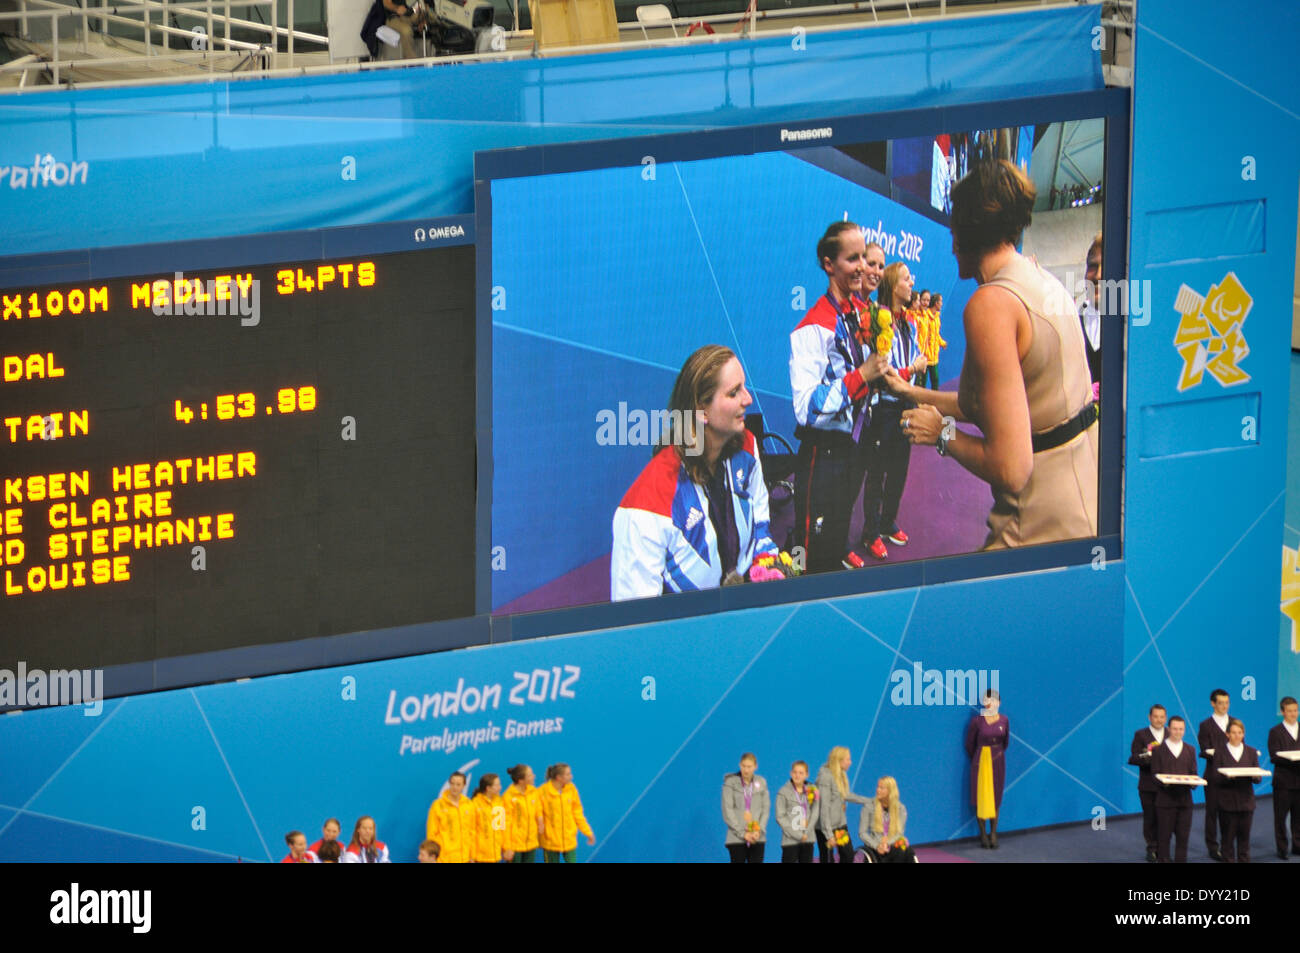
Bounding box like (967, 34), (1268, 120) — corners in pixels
(611, 345), (779, 601)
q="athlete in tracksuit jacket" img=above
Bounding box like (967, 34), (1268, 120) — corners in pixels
(790, 291), (876, 573)
(611, 429), (778, 601)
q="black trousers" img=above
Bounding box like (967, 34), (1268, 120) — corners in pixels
(1139, 789), (1158, 850)
(726, 842), (764, 863)
(1218, 808), (1253, 862)
(781, 843), (815, 863)
(794, 432), (856, 573)
(1274, 786), (1300, 854)
(815, 830), (855, 864)
(860, 401), (912, 545)
(1203, 782), (1220, 850)
(1156, 804), (1192, 862)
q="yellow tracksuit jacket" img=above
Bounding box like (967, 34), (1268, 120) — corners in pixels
(471, 792), (505, 863)
(426, 791), (477, 863)
(502, 783), (543, 853)
(538, 782), (594, 853)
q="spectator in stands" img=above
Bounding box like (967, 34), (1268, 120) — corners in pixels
(539, 763), (595, 863)
(308, 817), (344, 857)
(503, 764), (544, 863)
(361, 0), (427, 60)
(280, 830), (316, 863)
(343, 815), (391, 863)
(775, 760), (819, 863)
(721, 752), (769, 863)
(316, 840), (342, 863)
(427, 771), (477, 863)
(859, 776), (916, 862)
(860, 261), (926, 560)
(417, 840), (441, 863)
(815, 746), (868, 863)
(889, 160), (1097, 550)
(471, 773), (506, 864)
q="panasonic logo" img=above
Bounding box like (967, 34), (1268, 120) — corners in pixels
(780, 127), (833, 143)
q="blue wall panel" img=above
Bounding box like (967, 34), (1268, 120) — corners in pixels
(0, 565), (1122, 862)
(1120, 0), (1296, 812)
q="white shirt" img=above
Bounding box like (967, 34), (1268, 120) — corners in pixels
(1226, 742), (1244, 760)
(1284, 721), (1298, 741)
(1080, 299), (1101, 351)
(1166, 739), (1184, 758)
(1149, 725), (1164, 744)
(1213, 712), (1229, 732)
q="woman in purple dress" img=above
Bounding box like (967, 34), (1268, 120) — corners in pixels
(964, 689), (1009, 848)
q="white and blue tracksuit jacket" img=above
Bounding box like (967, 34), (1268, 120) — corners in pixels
(789, 293), (872, 435)
(611, 429), (778, 602)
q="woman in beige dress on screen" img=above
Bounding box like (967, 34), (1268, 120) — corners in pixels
(885, 159), (1098, 548)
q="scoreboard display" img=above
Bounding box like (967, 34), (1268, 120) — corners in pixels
(0, 243), (476, 673)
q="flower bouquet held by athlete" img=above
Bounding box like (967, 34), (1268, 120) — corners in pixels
(789, 222), (889, 574)
(887, 160), (1098, 549)
(611, 345), (781, 600)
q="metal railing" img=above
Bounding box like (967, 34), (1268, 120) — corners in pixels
(0, 0), (1119, 92)
(0, 0), (330, 85)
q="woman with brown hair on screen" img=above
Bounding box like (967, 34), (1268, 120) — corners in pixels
(611, 344), (780, 600)
(886, 159), (1098, 549)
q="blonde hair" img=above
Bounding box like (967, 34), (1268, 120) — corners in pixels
(869, 776), (902, 834)
(877, 262), (912, 313)
(823, 746), (850, 796)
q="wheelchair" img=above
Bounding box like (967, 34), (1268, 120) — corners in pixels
(744, 412), (798, 552)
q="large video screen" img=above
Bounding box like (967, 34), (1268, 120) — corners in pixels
(1, 237), (476, 675)
(483, 96), (1124, 620)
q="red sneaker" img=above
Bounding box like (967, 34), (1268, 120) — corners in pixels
(887, 528), (908, 547)
(868, 537), (888, 560)
(842, 551), (866, 570)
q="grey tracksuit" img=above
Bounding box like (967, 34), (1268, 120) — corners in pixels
(722, 773), (770, 845)
(775, 780), (821, 847)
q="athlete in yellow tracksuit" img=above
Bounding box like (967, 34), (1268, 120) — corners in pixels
(502, 764), (544, 863)
(538, 763), (595, 863)
(426, 772), (478, 863)
(916, 303), (946, 390)
(471, 778), (506, 864)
